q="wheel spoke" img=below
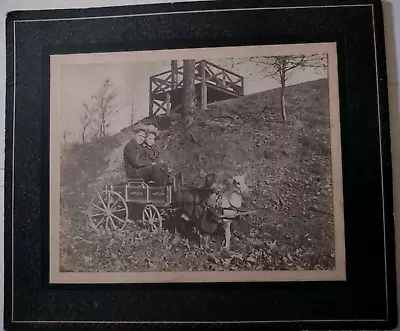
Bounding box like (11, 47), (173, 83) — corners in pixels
(144, 209), (150, 219)
(93, 216), (106, 228)
(150, 222), (157, 232)
(110, 196), (122, 209)
(110, 213), (125, 224)
(113, 208), (126, 213)
(97, 192), (108, 210)
(105, 216), (111, 231)
(91, 212), (104, 218)
(91, 203), (107, 213)
(108, 216), (118, 230)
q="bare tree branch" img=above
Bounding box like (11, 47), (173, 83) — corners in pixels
(80, 102), (96, 143)
(82, 78), (120, 140)
(245, 54), (327, 121)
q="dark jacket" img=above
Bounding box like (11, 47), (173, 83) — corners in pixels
(123, 139), (153, 179)
(142, 144), (160, 162)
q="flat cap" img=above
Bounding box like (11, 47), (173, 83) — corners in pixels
(132, 123), (148, 133)
(146, 124), (160, 137)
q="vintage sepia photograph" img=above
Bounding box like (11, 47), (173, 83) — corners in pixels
(49, 43), (345, 283)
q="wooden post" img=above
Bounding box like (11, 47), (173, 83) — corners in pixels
(200, 60), (207, 111)
(171, 60), (178, 89)
(222, 72), (227, 88)
(166, 93), (171, 116)
(149, 77), (153, 116)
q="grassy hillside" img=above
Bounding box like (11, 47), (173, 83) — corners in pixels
(60, 78), (335, 272)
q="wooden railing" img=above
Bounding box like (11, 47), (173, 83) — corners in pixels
(149, 60), (244, 98)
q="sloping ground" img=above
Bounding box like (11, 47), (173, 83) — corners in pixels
(60, 78), (336, 272)
(59, 131), (131, 264)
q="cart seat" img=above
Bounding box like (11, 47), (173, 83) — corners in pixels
(127, 175), (171, 188)
(127, 172), (145, 184)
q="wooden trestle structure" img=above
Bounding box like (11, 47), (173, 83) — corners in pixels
(149, 60), (244, 118)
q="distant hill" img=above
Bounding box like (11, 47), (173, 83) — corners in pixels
(60, 78), (335, 272)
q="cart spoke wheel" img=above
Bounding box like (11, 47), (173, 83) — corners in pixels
(89, 189), (129, 232)
(142, 204), (162, 232)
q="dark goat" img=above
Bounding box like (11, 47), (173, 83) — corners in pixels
(172, 170), (220, 248)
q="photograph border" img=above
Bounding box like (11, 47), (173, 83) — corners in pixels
(49, 42), (346, 284)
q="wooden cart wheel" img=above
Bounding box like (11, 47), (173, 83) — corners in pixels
(89, 189), (129, 232)
(142, 204), (162, 232)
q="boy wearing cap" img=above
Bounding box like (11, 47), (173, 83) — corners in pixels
(123, 124), (153, 180)
(143, 125), (160, 161)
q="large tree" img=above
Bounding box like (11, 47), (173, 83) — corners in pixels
(182, 60), (196, 127)
(182, 59), (201, 146)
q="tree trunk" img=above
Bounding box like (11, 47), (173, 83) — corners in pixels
(182, 59), (201, 146)
(130, 100), (135, 125)
(183, 59), (196, 128)
(280, 75), (287, 121)
(171, 60), (178, 89)
(200, 60), (207, 111)
(101, 110), (107, 138)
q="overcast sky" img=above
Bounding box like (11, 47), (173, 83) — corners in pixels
(59, 55), (327, 142)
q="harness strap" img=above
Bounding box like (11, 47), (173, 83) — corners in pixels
(214, 193), (239, 213)
(224, 201), (239, 213)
